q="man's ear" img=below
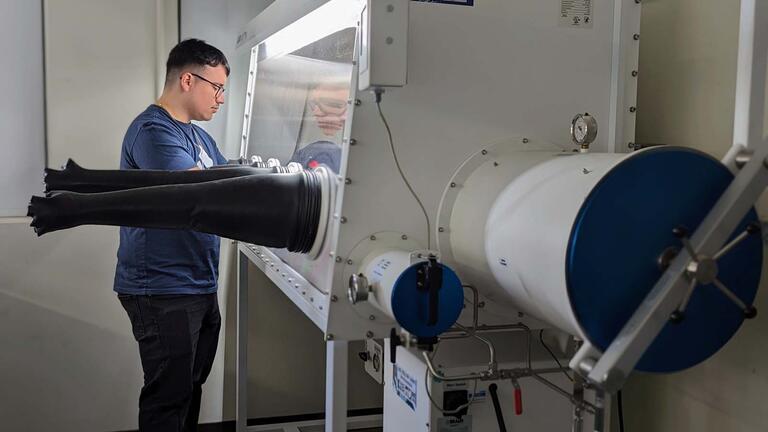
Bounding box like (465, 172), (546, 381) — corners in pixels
(179, 72), (193, 92)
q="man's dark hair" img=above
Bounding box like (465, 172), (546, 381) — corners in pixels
(166, 38), (230, 83)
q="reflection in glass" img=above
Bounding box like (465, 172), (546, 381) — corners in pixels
(247, 27), (356, 175)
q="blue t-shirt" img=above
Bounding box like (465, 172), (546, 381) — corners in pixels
(114, 104), (228, 295)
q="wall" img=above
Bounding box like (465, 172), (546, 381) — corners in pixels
(0, 1), (177, 430)
(625, 1), (768, 431)
(0, 0), (46, 217)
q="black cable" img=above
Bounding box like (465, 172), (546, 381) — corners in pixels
(617, 390), (625, 432)
(538, 330), (573, 382)
(374, 88), (432, 249)
(488, 383), (508, 432)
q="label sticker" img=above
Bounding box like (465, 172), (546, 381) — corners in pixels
(437, 415), (473, 431)
(560, 0), (593, 28)
(372, 258), (392, 279)
(393, 364), (418, 410)
(412, 0), (474, 6)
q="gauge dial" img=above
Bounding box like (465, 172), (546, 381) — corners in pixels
(571, 113), (598, 145)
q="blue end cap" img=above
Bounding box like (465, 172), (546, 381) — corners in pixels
(566, 147), (762, 372)
(391, 262), (464, 338)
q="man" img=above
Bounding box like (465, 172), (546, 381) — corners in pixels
(114, 38), (229, 432)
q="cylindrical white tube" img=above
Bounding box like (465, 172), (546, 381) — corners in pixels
(446, 146), (762, 372)
(483, 152), (626, 338)
(358, 248), (412, 320)
(356, 248), (465, 337)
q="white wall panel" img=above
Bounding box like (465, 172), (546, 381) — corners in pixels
(0, 0), (46, 217)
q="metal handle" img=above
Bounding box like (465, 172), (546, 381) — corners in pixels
(669, 223), (760, 322)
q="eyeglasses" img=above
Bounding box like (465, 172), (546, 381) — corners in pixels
(189, 73), (225, 98)
(308, 97), (348, 116)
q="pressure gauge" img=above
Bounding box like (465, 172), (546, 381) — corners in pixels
(570, 113), (598, 146)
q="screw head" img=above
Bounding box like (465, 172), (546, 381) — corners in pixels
(401, 234), (408, 240)
(335, 256), (342, 263)
(672, 226), (689, 238)
(522, 138), (530, 143)
(325, 334), (334, 341)
(629, 106), (637, 113)
(450, 182), (456, 188)
(744, 306), (758, 319)
(631, 70), (638, 77)
(331, 295), (338, 302)
(478, 301), (486, 308)
(350, 138), (357, 145)
(345, 178), (352, 185)
(347, 259), (354, 265)
(670, 310), (685, 323)
(370, 235), (377, 241)
(355, 99), (362, 106)
(369, 315), (376, 321)
(438, 227), (445, 233)
(481, 149), (488, 155)
(366, 331), (374, 338)
(340, 216), (348, 224)
(633, 33), (640, 41)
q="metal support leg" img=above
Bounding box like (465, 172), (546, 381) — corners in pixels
(326, 340), (349, 432)
(572, 375), (585, 432)
(592, 390), (608, 432)
(236, 248), (249, 432)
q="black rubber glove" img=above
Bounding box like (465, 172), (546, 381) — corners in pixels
(29, 170), (321, 253)
(44, 159), (274, 194)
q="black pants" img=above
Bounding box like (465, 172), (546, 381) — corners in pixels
(119, 293), (221, 432)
